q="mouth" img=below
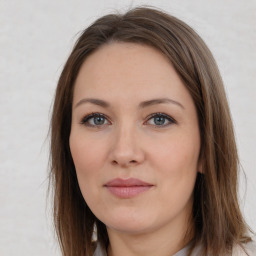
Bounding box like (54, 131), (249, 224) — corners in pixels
(104, 178), (154, 199)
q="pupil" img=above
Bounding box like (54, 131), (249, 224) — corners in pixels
(155, 116), (165, 125)
(94, 116), (104, 125)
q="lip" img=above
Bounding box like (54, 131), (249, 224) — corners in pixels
(104, 178), (154, 199)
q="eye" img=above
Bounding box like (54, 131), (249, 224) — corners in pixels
(145, 113), (176, 127)
(80, 113), (110, 127)
(80, 112), (175, 128)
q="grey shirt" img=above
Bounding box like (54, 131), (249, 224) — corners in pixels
(93, 239), (256, 256)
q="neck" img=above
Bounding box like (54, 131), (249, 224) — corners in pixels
(106, 214), (194, 256)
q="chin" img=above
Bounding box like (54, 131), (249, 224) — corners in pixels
(107, 221), (151, 235)
(101, 210), (159, 235)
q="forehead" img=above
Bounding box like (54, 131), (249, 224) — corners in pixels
(73, 42), (190, 105)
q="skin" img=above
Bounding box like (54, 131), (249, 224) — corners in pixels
(69, 42), (201, 256)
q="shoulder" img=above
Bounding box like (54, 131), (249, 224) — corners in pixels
(232, 238), (256, 256)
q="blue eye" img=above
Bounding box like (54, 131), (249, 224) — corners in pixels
(146, 113), (176, 127)
(80, 112), (176, 128)
(81, 113), (109, 127)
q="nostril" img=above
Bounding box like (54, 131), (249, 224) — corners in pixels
(111, 159), (137, 166)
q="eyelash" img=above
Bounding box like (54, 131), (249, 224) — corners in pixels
(80, 112), (176, 128)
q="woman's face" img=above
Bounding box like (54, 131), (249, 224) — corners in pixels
(70, 42), (201, 235)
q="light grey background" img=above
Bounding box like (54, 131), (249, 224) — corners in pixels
(1, 0), (255, 255)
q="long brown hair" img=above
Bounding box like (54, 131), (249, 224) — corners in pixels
(49, 6), (252, 256)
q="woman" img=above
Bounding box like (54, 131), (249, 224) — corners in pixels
(49, 6), (255, 256)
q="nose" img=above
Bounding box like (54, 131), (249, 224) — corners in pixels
(109, 124), (145, 168)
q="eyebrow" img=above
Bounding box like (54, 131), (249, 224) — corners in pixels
(74, 97), (184, 109)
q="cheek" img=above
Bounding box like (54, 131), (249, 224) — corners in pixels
(69, 132), (106, 173)
(150, 132), (200, 173)
(149, 132), (200, 199)
(69, 132), (109, 205)
(69, 132), (111, 219)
